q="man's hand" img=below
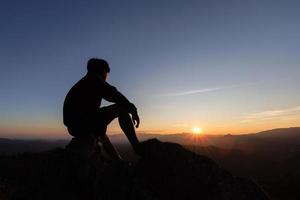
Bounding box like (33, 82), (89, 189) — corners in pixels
(131, 112), (140, 128)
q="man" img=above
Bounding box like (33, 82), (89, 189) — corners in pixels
(63, 58), (141, 160)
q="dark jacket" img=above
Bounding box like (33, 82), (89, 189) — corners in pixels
(63, 73), (135, 128)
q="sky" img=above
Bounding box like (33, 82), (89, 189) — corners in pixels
(0, 0), (300, 139)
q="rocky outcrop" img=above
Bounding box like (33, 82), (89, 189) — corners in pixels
(0, 139), (269, 200)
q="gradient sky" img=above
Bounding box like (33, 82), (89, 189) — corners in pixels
(1, 0), (300, 139)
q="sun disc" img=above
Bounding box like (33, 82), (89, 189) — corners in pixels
(192, 126), (203, 134)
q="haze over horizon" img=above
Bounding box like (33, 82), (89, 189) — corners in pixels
(1, 0), (300, 139)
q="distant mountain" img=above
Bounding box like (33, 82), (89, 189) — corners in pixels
(136, 127), (300, 151)
(253, 127), (300, 140)
(0, 138), (68, 154)
(133, 127), (300, 146)
(1, 127), (299, 154)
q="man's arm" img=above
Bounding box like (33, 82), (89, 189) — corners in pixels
(101, 80), (137, 114)
(93, 77), (140, 127)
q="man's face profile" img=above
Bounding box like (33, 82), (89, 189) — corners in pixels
(98, 71), (108, 81)
(103, 72), (108, 81)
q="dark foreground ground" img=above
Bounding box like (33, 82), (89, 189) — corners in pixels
(0, 127), (300, 199)
(0, 139), (269, 200)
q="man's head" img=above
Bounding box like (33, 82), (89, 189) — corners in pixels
(87, 58), (110, 80)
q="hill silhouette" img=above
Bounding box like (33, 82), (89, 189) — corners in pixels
(0, 139), (269, 200)
(1, 127), (299, 155)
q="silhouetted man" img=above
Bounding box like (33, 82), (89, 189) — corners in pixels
(63, 58), (141, 160)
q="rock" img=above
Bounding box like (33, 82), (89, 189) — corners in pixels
(0, 139), (270, 200)
(135, 139), (269, 200)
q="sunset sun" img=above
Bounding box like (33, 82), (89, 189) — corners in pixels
(192, 126), (203, 134)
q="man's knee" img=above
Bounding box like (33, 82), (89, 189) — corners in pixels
(99, 104), (130, 124)
(118, 106), (129, 116)
(109, 104), (130, 117)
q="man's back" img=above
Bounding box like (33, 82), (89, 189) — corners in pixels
(63, 74), (102, 128)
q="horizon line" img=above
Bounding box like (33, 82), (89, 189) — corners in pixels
(0, 126), (299, 140)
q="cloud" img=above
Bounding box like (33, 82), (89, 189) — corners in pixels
(242, 106), (300, 122)
(165, 85), (237, 96)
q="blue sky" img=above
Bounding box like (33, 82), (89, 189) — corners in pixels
(0, 0), (300, 138)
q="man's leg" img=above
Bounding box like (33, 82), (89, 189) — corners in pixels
(98, 133), (122, 160)
(117, 110), (140, 152)
(97, 104), (141, 155)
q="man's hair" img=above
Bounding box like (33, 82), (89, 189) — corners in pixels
(87, 58), (110, 74)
